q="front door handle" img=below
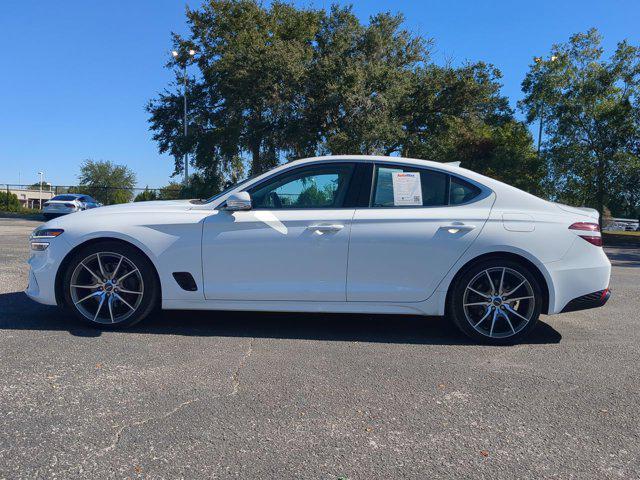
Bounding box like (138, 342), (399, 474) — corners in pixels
(307, 224), (344, 233)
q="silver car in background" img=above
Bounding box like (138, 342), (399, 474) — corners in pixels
(42, 194), (101, 219)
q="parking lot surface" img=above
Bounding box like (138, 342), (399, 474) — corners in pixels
(1, 217), (639, 479)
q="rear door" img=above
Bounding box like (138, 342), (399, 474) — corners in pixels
(347, 163), (493, 302)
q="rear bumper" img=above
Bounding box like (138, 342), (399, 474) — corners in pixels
(560, 288), (611, 313)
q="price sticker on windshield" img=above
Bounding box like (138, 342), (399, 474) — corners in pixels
(392, 172), (422, 206)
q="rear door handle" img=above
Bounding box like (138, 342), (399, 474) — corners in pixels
(441, 223), (476, 233)
(307, 224), (344, 232)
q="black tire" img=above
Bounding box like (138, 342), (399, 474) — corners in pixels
(447, 258), (542, 345)
(61, 240), (160, 328)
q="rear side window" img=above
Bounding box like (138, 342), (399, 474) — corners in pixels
(449, 176), (481, 205)
(372, 165), (447, 207)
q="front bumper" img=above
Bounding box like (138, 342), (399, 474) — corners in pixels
(25, 237), (72, 306)
(560, 288), (611, 313)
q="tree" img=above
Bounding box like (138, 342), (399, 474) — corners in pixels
(148, 1), (544, 197)
(158, 182), (184, 200)
(401, 63), (545, 193)
(134, 187), (158, 202)
(77, 160), (137, 205)
(0, 191), (21, 212)
(519, 28), (640, 218)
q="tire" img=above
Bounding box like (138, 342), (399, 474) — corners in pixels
(61, 241), (160, 328)
(448, 258), (542, 345)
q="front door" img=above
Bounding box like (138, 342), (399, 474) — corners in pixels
(202, 163), (356, 301)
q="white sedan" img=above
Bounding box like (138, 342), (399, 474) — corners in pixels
(42, 194), (101, 219)
(26, 155), (611, 343)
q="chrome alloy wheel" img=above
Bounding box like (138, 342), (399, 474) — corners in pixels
(69, 252), (144, 324)
(462, 267), (535, 339)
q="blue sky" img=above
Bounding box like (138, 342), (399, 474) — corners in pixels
(1, 0), (638, 188)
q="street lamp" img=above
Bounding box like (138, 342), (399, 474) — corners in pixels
(172, 48), (197, 187)
(534, 54), (558, 158)
(38, 171), (44, 210)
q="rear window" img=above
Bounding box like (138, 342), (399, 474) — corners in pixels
(372, 165), (447, 207)
(449, 177), (481, 205)
(51, 195), (78, 201)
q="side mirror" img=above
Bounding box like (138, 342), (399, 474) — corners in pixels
(225, 191), (252, 211)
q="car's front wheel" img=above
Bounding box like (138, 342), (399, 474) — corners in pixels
(448, 258), (542, 344)
(61, 241), (159, 328)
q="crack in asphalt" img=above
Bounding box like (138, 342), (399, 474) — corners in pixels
(230, 338), (254, 396)
(100, 398), (200, 456)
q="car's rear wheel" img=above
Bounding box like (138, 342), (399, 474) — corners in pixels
(448, 258), (542, 344)
(61, 241), (159, 328)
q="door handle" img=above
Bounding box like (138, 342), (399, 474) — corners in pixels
(307, 224), (344, 232)
(441, 223), (476, 233)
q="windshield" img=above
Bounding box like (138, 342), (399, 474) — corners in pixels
(51, 195), (78, 201)
(203, 175), (257, 203)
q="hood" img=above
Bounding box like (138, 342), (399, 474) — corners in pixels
(553, 202), (599, 221)
(85, 199), (194, 213)
(43, 199), (195, 229)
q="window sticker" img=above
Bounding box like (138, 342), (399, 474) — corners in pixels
(392, 172), (422, 206)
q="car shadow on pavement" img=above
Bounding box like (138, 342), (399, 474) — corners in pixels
(0, 292), (561, 345)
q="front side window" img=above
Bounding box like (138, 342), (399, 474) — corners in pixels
(248, 164), (354, 209)
(372, 165), (447, 207)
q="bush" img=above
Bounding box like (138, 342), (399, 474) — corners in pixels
(134, 188), (159, 202)
(0, 191), (21, 212)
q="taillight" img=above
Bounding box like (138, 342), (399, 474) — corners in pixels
(64, 203), (75, 208)
(569, 222), (600, 232)
(579, 235), (603, 247)
(569, 222), (602, 247)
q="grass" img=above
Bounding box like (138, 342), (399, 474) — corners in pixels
(0, 209), (44, 220)
(603, 230), (640, 246)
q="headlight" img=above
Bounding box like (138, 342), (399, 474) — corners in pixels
(30, 229), (64, 251)
(31, 228), (64, 239)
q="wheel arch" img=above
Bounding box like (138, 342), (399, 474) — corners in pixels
(54, 237), (162, 307)
(444, 251), (551, 315)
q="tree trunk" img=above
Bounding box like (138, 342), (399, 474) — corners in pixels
(250, 139), (261, 176)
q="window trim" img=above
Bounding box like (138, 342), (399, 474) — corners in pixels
(365, 161), (490, 209)
(238, 162), (358, 211)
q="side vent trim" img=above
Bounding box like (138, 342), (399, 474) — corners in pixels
(172, 272), (198, 291)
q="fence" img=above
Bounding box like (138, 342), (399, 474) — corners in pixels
(1, 184), (184, 211)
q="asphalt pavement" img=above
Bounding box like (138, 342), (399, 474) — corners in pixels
(1, 217), (639, 479)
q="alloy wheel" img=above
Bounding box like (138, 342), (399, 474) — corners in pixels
(462, 267), (536, 339)
(69, 252), (144, 324)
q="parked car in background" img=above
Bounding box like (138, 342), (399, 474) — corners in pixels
(27, 155), (611, 344)
(42, 194), (101, 219)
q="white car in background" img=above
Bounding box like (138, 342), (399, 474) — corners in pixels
(26, 155), (611, 344)
(42, 194), (101, 220)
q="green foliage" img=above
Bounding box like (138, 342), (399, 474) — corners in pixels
(0, 191), (21, 211)
(77, 160), (137, 205)
(158, 182), (184, 200)
(134, 187), (158, 202)
(147, 1), (546, 198)
(519, 28), (640, 217)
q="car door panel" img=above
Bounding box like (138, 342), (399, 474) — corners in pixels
(202, 209), (354, 301)
(347, 201), (493, 302)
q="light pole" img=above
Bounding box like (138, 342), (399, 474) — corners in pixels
(38, 171), (44, 210)
(172, 48), (196, 187)
(534, 55), (558, 158)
